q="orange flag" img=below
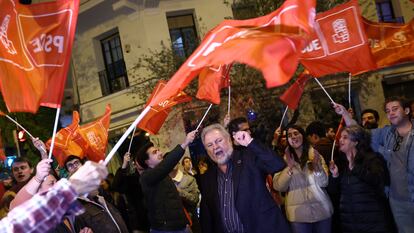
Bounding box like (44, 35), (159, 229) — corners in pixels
(75, 105), (111, 163)
(279, 71), (311, 110)
(196, 64), (232, 104)
(0, 0), (79, 113)
(148, 0), (316, 110)
(363, 18), (414, 68)
(46, 111), (85, 167)
(138, 81), (192, 135)
(300, 0), (376, 77)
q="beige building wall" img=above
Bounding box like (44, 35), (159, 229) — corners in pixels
(72, 0), (232, 149)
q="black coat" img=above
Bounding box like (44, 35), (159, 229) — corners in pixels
(112, 167), (150, 231)
(200, 140), (291, 233)
(140, 145), (188, 231)
(329, 152), (395, 233)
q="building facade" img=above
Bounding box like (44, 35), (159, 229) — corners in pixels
(69, 0), (414, 151)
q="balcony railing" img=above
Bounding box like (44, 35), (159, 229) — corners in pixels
(98, 59), (129, 96)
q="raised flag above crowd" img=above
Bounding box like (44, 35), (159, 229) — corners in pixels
(363, 18), (414, 68)
(146, 0), (316, 110)
(196, 63), (232, 104)
(0, 0), (79, 113)
(300, 0), (376, 77)
(46, 106), (111, 166)
(279, 70), (311, 110)
(137, 81), (192, 135)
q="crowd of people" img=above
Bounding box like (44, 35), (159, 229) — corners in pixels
(0, 96), (413, 233)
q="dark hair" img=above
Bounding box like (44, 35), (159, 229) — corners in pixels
(181, 157), (192, 166)
(341, 125), (371, 153)
(305, 121), (326, 138)
(134, 142), (154, 169)
(361, 109), (380, 122)
(64, 155), (84, 171)
(227, 117), (248, 136)
(12, 157), (32, 168)
(286, 125), (310, 169)
(384, 96), (410, 112)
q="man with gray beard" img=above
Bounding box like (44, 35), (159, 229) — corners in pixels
(199, 124), (290, 233)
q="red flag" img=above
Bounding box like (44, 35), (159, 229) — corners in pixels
(363, 18), (414, 68)
(148, 0), (316, 109)
(0, 0), (79, 113)
(196, 64), (232, 104)
(279, 71), (311, 110)
(300, 0), (376, 77)
(46, 111), (85, 167)
(138, 81), (192, 135)
(75, 105), (111, 163)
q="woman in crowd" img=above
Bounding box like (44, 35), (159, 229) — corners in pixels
(273, 125), (333, 233)
(329, 125), (395, 233)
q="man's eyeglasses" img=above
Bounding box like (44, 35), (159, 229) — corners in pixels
(393, 134), (403, 152)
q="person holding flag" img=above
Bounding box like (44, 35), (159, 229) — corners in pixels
(333, 97), (414, 233)
(135, 130), (197, 233)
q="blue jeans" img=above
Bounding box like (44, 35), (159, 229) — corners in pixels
(389, 198), (414, 233)
(291, 217), (331, 233)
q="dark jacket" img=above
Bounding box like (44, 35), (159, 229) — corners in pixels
(77, 195), (129, 233)
(329, 152), (395, 233)
(200, 140), (291, 233)
(140, 145), (188, 231)
(112, 167), (150, 231)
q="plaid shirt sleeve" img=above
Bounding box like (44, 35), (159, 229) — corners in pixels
(0, 179), (84, 233)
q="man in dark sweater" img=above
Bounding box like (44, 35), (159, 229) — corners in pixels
(136, 130), (197, 233)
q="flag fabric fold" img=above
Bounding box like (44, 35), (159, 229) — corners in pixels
(46, 111), (84, 167)
(75, 105), (111, 163)
(279, 70), (311, 110)
(47, 105), (111, 166)
(196, 63), (232, 104)
(138, 81), (192, 135)
(147, 0), (316, 110)
(363, 18), (414, 69)
(300, 0), (376, 77)
(0, 0), (79, 113)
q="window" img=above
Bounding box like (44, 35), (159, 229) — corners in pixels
(167, 14), (198, 59)
(376, 0), (403, 23)
(99, 32), (129, 96)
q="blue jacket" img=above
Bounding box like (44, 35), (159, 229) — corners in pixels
(200, 140), (291, 233)
(371, 120), (414, 202)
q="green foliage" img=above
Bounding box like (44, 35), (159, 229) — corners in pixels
(0, 98), (57, 165)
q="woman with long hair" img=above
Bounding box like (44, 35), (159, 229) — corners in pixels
(329, 125), (395, 233)
(273, 125), (333, 233)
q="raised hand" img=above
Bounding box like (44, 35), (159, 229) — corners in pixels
(329, 161), (339, 178)
(233, 131), (253, 147)
(32, 137), (47, 158)
(69, 161), (108, 195)
(34, 159), (53, 183)
(122, 152), (131, 169)
(181, 130), (197, 149)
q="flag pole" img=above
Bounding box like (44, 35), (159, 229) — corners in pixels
(313, 78), (335, 104)
(195, 104), (213, 131)
(127, 126), (137, 154)
(104, 106), (151, 166)
(4, 115), (35, 139)
(278, 106), (289, 130)
(348, 73), (352, 109)
(330, 139), (336, 162)
(227, 84), (231, 117)
(48, 108), (61, 160)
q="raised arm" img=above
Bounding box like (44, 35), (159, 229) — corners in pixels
(233, 131), (286, 174)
